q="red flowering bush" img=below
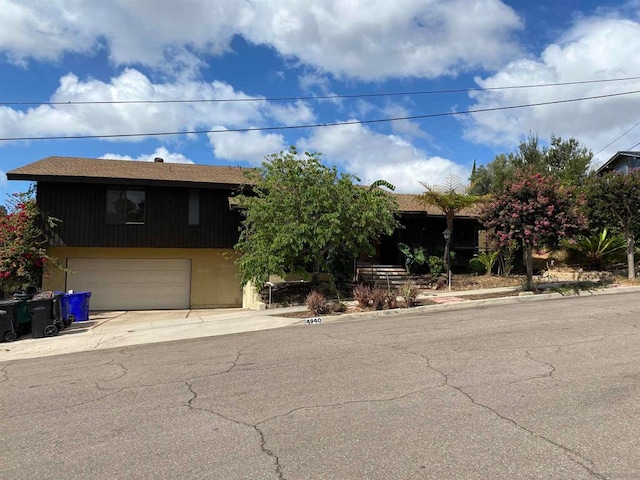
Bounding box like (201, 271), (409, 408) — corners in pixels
(0, 190), (60, 296)
(479, 172), (586, 289)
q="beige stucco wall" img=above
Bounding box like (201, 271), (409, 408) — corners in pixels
(44, 247), (242, 308)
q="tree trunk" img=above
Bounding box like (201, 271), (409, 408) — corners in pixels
(523, 245), (534, 291)
(627, 233), (636, 280)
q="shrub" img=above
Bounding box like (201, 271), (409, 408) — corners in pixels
(562, 229), (626, 269)
(398, 282), (419, 308)
(497, 242), (517, 276)
(428, 256), (444, 277)
(469, 251), (500, 276)
(370, 287), (388, 310)
(387, 295), (399, 309)
(306, 290), (328, 315)
(397, 243), (426, 273)
(352, 284), (372, 308)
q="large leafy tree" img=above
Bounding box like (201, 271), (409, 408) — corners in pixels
(583, 170), (640, 279)
(469, 134), (592, 195)
(480, 172), (586, 290)
(0, 190), (60, 295)
(235, 147), (399, 287)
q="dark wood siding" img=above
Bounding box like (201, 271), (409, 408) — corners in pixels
(37, 182), (242, 248)
(379, 214), (480, 270)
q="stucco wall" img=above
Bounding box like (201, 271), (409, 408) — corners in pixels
(44, 247), (242, 308)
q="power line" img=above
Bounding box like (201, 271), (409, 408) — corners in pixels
(2, 76), (640, 106)
(1, 88), (639, 142)
(593, 119), (640, 155)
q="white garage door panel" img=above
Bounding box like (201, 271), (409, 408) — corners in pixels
(67, 259), (191, 310)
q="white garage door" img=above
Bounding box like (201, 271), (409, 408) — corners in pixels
(66, 258), (191, 310)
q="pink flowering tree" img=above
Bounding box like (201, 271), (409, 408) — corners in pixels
(0, 190), (60, 296)
(479, 172), (586, 290)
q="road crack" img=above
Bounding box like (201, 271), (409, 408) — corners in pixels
(184, 380), (285, 479)
(447, 382), (605, 479)
(0, 364), (9, 383)
(312, 330), (605, 479)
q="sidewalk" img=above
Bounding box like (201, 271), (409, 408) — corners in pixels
(2, 284), (638, 362)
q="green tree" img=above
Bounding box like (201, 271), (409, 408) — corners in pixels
(418, 175), (483, 273)
(234, 147), (399, 287)
(480, 172), (586, 290)
(583, 170), (640, 279)
(469, 153), (516, 195)
(469, 134), (592, 195)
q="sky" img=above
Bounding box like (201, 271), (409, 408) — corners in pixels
(2, 0), (640, 201)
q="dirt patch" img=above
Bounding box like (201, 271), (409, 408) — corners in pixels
(445, 274), (523, 291)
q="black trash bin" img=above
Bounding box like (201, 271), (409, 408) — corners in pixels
(29, 297), (57, 338)
(0, 300), (19, 342)
(51, 293), (67, 332)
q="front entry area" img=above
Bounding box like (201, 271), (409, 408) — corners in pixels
(66, 258), (192, 310)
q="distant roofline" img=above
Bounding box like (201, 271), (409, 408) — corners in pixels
(596, 150), (640, 174)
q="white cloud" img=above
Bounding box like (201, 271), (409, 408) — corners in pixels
(382, 104), (428, 139)
(0, 69), (312, 142)
(0, 0), (241, 68)
(299, 123), (468, 193)
(0, 170), (6, 185)
(0, 0), (522, 79)
(208, 128), (287, 164)
(100, 147), (194, 164)
(265, 100), (315, 126)
(463, 13), (640, 166)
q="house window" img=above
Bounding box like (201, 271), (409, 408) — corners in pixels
(106, 189), (145, 224)
(188, 190), (200, 226)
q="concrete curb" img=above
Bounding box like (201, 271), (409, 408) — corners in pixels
(291, 285), (640, 326)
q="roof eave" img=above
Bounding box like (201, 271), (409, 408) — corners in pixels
(6, 173), (245, 190)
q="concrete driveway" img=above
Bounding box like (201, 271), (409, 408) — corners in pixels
(2, 292), (640, 479)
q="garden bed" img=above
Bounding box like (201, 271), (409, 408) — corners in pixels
(266, 269), (636, 319)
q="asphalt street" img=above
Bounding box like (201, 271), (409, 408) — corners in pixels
(2, 293), (640, 479)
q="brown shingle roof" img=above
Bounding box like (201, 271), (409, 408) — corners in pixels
(393, 193), (480, 217)
(7, 156), (252, 187)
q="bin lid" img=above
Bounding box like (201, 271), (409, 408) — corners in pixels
(0, 299), (20, 305)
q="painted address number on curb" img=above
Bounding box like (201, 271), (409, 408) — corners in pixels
(305, 317), (323, 324)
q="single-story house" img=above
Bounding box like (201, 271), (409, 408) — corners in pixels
(373, 193), (481, 269)
(7, 156), (482, 310)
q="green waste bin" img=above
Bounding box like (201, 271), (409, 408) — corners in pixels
(13, 293), (32, 336)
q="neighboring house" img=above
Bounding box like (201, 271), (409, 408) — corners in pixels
(371, 193), (481, 269)
(7, 156), (248, 310)
(596, 151), (640, 174)
(7, 156), (482, 310)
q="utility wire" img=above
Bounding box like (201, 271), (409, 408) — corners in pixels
(2, 76), (640, 106)
(593, 119), (640, 155)
(1, 88), (639, 142)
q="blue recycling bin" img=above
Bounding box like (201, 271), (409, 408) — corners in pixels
(65, 292), (91, 322)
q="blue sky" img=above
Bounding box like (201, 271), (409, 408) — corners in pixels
(2, 0), (640, 202)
